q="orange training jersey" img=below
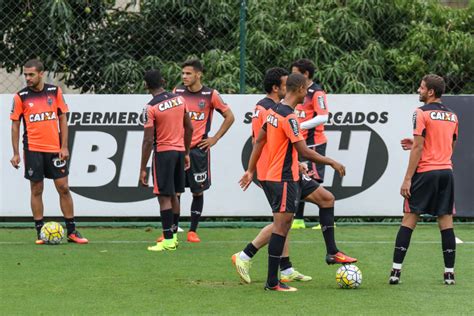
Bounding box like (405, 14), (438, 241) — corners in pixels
(263, 103), (305, 182)
(412, 102), (459, 173)
(174, 85), (230, 148)
(294, 82), (328, 146)
(252, 97), (277, 181)
(144, 91), (187, 152)
(10, 84), (69, 153)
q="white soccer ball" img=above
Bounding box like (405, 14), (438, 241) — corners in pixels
(39, 222), (64, 245)
(336, 264), (362, 289)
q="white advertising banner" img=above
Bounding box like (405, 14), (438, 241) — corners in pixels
(1, 94), (419, 217)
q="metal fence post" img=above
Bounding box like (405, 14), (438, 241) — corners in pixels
(239, 0), (247, 94)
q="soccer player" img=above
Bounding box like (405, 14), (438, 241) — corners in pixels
(389, 74), (459, 285)
(157, 58), (234, 243)
(9, 59), (88, 244)
(291, 59), (329, 229)
(232, 67), (311, 283)
(239, 73), (347, 292)
(140, 69), (193, 252)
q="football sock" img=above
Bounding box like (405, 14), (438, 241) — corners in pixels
(441, 228), (456, 269)
(34, 219), (44, 238)
(243, 242), (259, 259)
(392, 225), (413, 265)
(160, 208), (174, 240)
(64, 217), (76, 235)
(172, 213), (180, 234)
(267, 233), (286, 287)
(189, 195), (203, 232)
(295, 201), (305, 220)
(280, 256), (292, 271)
(319, 207), (338, 254)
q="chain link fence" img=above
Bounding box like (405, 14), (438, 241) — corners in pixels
(1, 0), (472, 94)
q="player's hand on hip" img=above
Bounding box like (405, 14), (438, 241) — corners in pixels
(10, 154), (20, 169)
(331, 161), (346, 177)
(139, 170), (148, 187)
(400, 179), (411, 199)
(401, 138), (413, 151)
(184, 154), (190, 170)
(197, 136), (217, 151)
(59, 147), (69, 160)
(239, 171), (253, 191)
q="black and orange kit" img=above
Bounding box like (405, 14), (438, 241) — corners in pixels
(404, 102), (459, 216)
(10, 84), (69, 181)
(260, 103), (304, 213)
(143, 91), (188, 196)
(174, 85), (230, 193)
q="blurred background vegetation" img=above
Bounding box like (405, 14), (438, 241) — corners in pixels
(0, 0), (472, 94)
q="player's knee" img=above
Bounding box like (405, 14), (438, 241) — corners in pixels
(57, 184), (70, 196)
(31, 184), (44, 196)
(318, 189), (335, 207)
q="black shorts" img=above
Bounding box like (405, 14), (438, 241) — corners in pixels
(23, 150), (69, 181)
(300, 142), (326, 183)
(152, 150), (185, 196)
(185, 147), (211, 193)
(404, 169), (455, 216)
(261, 181), (300, 213)
(299, 173), (320, 200)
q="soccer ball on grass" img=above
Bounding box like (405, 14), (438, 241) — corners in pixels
(39, 222), (64, 245)
(336, 264), (362, 289)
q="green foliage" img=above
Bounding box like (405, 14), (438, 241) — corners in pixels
(0, 0), (472, 93)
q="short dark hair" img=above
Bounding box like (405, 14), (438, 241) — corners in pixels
(144, 69), (163, 89)
(291, 58), (315, 79)
(181, 58), (203, 72)
(422, 74), (445, 98)
(24, 59), (44, 72)
(263, 67), (289, 94)
(286, 73), (306, 92)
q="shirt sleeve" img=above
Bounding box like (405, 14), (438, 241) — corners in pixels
(312, 90), (329, 116)
(412, 109), (426, 136)
(56, 87), (69, 114)
(283, 115), (304, 143)
(10, 94), (23, 121)
(454, 118), (459, 141)
(143, 105), (155, 128)
(211, 90), (230, 114)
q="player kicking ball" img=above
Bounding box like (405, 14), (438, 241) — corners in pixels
(239, 73), (354, 292)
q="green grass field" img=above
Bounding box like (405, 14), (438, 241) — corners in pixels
(1, 225), (473, 315)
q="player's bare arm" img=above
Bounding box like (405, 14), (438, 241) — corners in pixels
(401, 138), (413, 150)
(239, 127), (267, 191)
(139, 127), (155, 186)
(294, 140), (345, 177)
(198, 108), (235, 150)
(58, 113), (69, 160)
(183, 113), (194, 170)
(400, 135), (424, 199)
(10, 120), (21, 169)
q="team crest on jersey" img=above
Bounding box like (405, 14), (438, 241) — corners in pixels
(288, 118), (300, 136)
(317, 95), (326, 109)
(47, 97), (53, 106)
(430, 111), (457, 122)
(189, 111), (205, 121)
(28, 168), (34, 177)
(198, 100), (206, 109)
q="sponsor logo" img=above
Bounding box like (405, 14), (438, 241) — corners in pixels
(29, 111), (57, 122)
(67, 111), (153, 202)
(295, 109), (306, 119)
(318, 95), (326, 110)
(158, 97), (183, 112)
(193, 172), (207, 183)
(29, 102), (34, 107)
(10, 99), (15, 113)
(189, 111), (205, 121)
(288, 118), (299, 136)
(412, 111), (417, 129)
(430, 111), (457, 122)
(242, 111), (389, 200)
(266, 114), (278, 128)
(52, 158), (67, 168)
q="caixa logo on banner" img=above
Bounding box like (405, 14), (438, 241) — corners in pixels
(67, 111), (154, 202)
(241, 111), (389, 200)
